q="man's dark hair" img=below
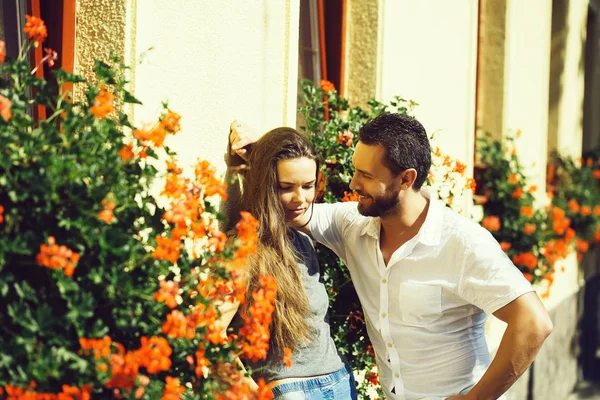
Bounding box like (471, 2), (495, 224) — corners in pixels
(358, 113), (431, 190)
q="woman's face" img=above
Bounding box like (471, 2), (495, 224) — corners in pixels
(276, 157), (317, 223)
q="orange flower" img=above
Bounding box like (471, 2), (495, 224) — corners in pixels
(137, 336), (172, 374)
(24, 15), (48, 45)
(208, 229), (228, 253)
(528, 185), (537, 193)
(154, 280), (180, 309)
(98, 200), (115, 224)
(466, 178), (477, 193)
(454, 161), (467, 175)
(80, 336), (113, 360)
(119, 144), (135, 161)
(337, 130), (354, 147)
(520, 206), (534, 218)
(162, 376), (185, 400)
(89, 85), (115, 119)
(512, 252), (538, 270)
(587, 158), (594, 167)
(195, 159), (227, 199)
(522, 272), (534, 282)
(160, 110), (182, 133)
(581, 205), (592, 216)
(162, 173), (186, 198)
(319, 79), (335, 93)
(195, 345), (211, 377)
(568, 199), (580, 213)
(162, 309), (201, 340)
(482, 215), (500, 232)
(0, 95), (12, 122)
(575, 238), (589, 253)
(166, 157), (183, 174)
(0, 40), (5, 63)
(239, 275), (278, 362)
(565, 227), (576, 243)
(153, 235), (181, 264)
(499, 242), (512, 251)
(508, 174), (518, 184)
(235, 211), (259, 261)
(283, 347), (293, 368)
(594, 170), (600, 179)
(0, 205), (4, 224)
(256, 378), (274, 400)
(36, 236), (80, 276)
(524, 223), (537, 235)
(342, 191), (359, 202)
(511, 187), (523, 199)
(594, 205), (600, 216)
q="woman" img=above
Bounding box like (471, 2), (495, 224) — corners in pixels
(225, 123), (357, 399)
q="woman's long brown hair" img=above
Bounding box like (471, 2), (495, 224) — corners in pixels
(241, 127), (319, 357)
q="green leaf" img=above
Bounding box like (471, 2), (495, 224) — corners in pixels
(123, 90), (143, 105)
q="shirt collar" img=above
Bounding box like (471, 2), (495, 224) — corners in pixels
(359, 188), (444, 247)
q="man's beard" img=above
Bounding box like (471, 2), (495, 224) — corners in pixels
(357, 188), (401, 217)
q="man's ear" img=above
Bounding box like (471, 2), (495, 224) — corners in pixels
(400, 168), (418, 189)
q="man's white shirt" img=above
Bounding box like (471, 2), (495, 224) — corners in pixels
(309, 190), (533, 400)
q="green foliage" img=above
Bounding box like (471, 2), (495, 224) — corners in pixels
(0, 28), (269, 400)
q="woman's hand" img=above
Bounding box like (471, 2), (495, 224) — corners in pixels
(229, 120), (261, 162)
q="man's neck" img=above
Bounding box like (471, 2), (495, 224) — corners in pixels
(380, 190), (429, 237)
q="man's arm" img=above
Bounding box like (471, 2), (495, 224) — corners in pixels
(448, 292), (553, 400)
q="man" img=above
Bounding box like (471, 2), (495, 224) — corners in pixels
(229, 114), (553, 400)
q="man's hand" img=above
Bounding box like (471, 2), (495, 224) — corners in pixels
(229, 120), (261, 162)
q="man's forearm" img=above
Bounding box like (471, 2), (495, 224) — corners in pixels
(466, 320), (551, 400)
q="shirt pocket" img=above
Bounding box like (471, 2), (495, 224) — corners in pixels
(398, 282), (443, 326)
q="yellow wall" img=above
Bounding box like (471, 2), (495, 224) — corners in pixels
(378, 0), (478, 168)
(548, 0), (588, 159)
(129, 0), (299, 173)
(503, 0), (552, 192)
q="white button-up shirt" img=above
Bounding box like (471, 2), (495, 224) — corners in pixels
(309, 191), (533, 400)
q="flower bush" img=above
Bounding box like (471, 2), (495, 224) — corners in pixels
(0, 18), (276, 400)
(298, 79), (473, 399)
(475, 131), (600, 291)
(475, 131), (559, 285)
(548, 153), (600, 261)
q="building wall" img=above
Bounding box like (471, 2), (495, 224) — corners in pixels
(75, 0), (300, 174)
(378, 0), (478, 173)
(548, 0), (589, 159)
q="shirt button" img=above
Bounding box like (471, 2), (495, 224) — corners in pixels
(395, 373), (400, 378)
(387, 343), (393, 348)
(381, 313), (387, 318)
(382, 278), (388, 284)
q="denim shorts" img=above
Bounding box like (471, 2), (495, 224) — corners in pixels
(271, 364), (358, 399)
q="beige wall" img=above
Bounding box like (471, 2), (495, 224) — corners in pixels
(548, 0), (589, 159)
(476, 0), (507, 139)
(74, 0), (135, 101)
(344, 0), (381, 109)
(503, 0), (552, 191)
(130, 0), (300, 173)
(378, 0), (478, 168)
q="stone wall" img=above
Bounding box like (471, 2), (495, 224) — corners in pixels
(501, 291), (580, 399)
